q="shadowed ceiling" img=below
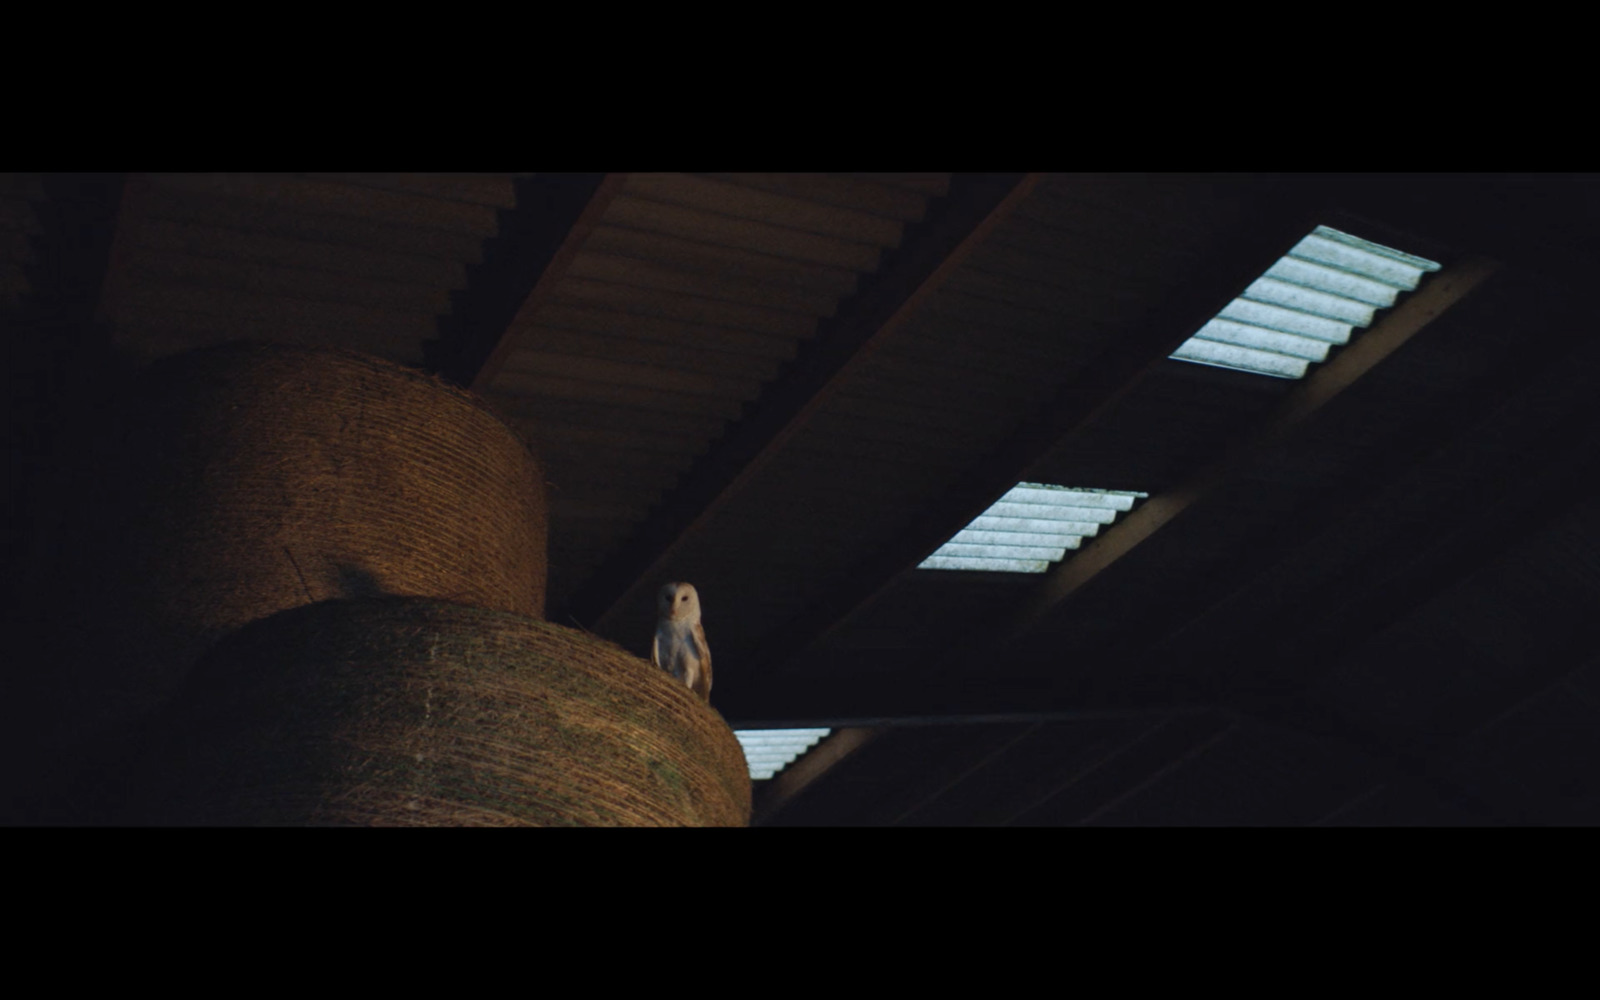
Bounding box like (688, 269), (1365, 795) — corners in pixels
(8, 171), (1600, 825)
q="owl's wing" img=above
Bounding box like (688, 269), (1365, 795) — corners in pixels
(651, 630), (662, 670)
(693, 621), (711, 700)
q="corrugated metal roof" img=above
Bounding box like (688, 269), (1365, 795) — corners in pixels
(599, 174), (1271, 660)
(487, 172), (946, 611)
(919, 484), (1148, 573)
(735, 727), (832, 780)
(112, 172), (520, 365)
(1170, 225), (1442, 379)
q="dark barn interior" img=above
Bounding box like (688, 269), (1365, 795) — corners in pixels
(6, 171), (1600, 825)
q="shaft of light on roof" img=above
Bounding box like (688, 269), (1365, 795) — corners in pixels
(1169, 225), (1442, 379)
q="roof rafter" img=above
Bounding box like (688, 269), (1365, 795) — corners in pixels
(996, 711), (1238, 826)
(24, 173), (127, 328)
(1237, 391), (1600, 696)
(751, 726), (883, 826)
(1320, 174), (1600, 290)
(1242, 700), (1508, 824)
(725, 702), (1218, 730)
(1113, 298), (1584, 654)
(1142, 282), (1600, 702)
(562, 173), (1041, 633)
(423, 173), (624, 390)
(722, 258), (1590, 730)
(733, 689), (1224, 822)
(995, 253), (1501, 645)
(1152, 411), (1600, 825)
(980, 263), (1600, 826)
(727, 182), (1328, 702)
(863, 722), (1044, 826)
(91, 174), (143, 331)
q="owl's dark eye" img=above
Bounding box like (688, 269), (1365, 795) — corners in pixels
(680, 595), (688, 602)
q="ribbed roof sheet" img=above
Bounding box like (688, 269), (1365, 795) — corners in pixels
(919, 484), (1148, 573)
(1170, 226), (1442, 379)
(735, 727), (832, 780)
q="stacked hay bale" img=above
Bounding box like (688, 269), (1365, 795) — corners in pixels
(36, 342), (547, 747)
(21, 342), (750, 826)
(118, 599), (750, 827)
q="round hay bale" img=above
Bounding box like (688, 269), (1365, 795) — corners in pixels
(42, 341), (546, 748)
(118, 598), (751, 827)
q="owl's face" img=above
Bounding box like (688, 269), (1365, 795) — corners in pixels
(658, 581), (701, 622)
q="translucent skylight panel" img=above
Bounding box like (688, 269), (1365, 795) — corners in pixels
(919, 483), (1148, 573)
(1217, 299), (1353, 344)
(1292, 229), (1437, 287)
(1171, 225), (1441, 379)
(981, 502), (1119, 524)
(1263, 258), (1402, 308)
(1192, 320), (1331, 361)
(735, 728), (831, 780)
(1171, 339), (1310, 379)
(1240, 276), (1379, 326)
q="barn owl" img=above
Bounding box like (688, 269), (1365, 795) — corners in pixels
(653, 582), (711, 701)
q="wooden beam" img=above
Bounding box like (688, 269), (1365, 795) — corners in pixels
(1051, 268), (1590, 680)
(1311, 784), (1391, 826)
(1233, 397), (1600, 700)
(563, 173), (1040, 633)
(423, 173), (623, 390)
(1304, 645), (1600, 826)
(751, 726), (884, 826)
(718, 259), (1576, 727)
(1120, 322), (1600, 826)
(718, 639), (1273, 724)
(1322, 174), (1600, 288)
(950, 715), (1173, 827)
(724, 701), (1218, 731)
(1071, 718), (1241, 825)
(995, 253), (1501, 644)
(1240, 699), (1508, 824)
(93, 174), (145, 330)
(877, 722), (1043, 825)
(997, 711), (1237, 826)
(732, 277), (1595, 716)
(1469, 656), (1600, 746)
(1138, 278), (1600, 701)
(22, 174), (127, 323)
(1311, 648), (1600, 826)
(733, 182), (1328, 687)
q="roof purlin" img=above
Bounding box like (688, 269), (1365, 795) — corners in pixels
(561, 173), (1039, 635)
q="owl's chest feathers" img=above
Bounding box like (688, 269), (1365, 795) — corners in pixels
(656, 621), (704, 676)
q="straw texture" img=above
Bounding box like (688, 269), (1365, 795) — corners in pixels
(44, 341), (547, 747)
(120, 598), (751, 827)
